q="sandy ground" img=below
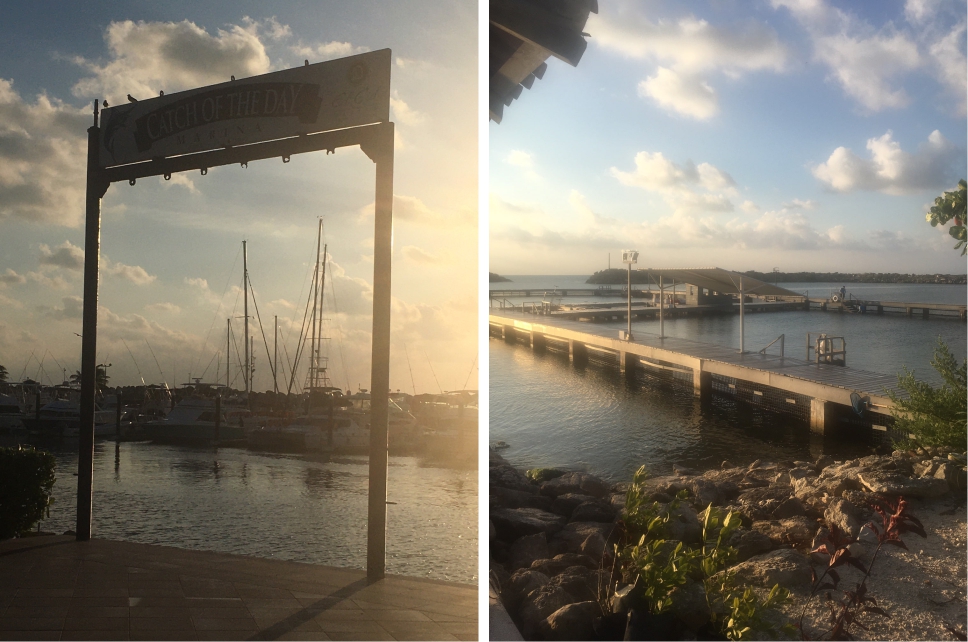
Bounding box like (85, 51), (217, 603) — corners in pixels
(782, 494), (967, 641)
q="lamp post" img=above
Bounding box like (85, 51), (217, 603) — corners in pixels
(622, 250), (638, 341)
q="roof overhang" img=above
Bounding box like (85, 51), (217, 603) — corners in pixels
(635, 267), (802, 297)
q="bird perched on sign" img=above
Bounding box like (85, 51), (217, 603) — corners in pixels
(102, 100), (108, 108)
(127, 94), (137, 102)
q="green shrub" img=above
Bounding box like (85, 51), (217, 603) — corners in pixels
(889, 337), (967, 451)
(0, 446), (57, 539)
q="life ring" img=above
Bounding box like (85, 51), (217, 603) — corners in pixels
(831, 294), (840, 302)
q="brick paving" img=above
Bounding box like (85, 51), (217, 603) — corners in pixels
(0, 536), (477, 641)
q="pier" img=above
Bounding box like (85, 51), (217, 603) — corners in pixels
(0, 536), (476, 640)
(806, 297), (967, 320)
(489, 311), (903, 435)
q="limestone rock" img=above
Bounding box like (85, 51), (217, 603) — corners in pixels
(669, 581), (711, 632)
(664, 503), (702, 544)
(579, 532), (608, 564)
(824, 498), (866, 539)
(540, 601), (600, 641)
(549, 521), (618, 557)
(518, 583), (578, 639)
(491, 485), (553, 511)
(549, 493), (597, 518)
(540, 471), (610, 498)
(508, 532), (550, 571)
(773, 496), (807, 519)
(729, 548), (812, 591)
(502, 568), (549, 612)
(752, 516), (818, 548)
(492, 507), (566, 541)
(571, 501), (616, 523)
(857, 471), (949, 498)
(530, 553), (598, 577)
(491, 461), (539, 494)
(737, 485), (794, 520)
(727, 527), (776, 562)
(527, 467), (567, 483)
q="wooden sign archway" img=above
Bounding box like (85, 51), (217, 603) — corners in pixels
(76, 50), (395, 581)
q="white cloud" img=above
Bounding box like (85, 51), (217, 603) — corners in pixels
(781, 198), (818, 210)
(358, 194), (474, 228)
(773, 0), (965, 114)
(161, 173), (198, 194)
(0, 268), (26, 287)
(389, 91), (425, 126)
(639, 68), (718, 119)
(44, 295), (84, 320)
(506, 150), (539, 180)
(0, 80), (89, 227)
(292, 41), (369, 62)
(102, 258), (156, 285)
(590, 7), (786, 118)
(610, 151), (737, 210)
(401, 245), (442, 265)
(71, 20), (273, 104)
(39, 241), (84, 270)
(145, 302), (180, 313)
(812, 130), (961, 193)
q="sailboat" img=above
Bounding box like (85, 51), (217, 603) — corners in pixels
(247, 220), (368, 453)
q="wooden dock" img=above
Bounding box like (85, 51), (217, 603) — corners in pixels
(807, 297), (966, 320)
(489, 311), (904, 434)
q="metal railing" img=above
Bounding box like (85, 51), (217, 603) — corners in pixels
(759, 334), (785, 357)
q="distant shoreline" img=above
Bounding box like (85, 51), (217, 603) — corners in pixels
(584, 269), (967, 285)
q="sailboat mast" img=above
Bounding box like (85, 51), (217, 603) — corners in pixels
(318, 244), (328, 389)
(273, 315), (278, 395)
(309, 220), (322, 390)
(226, 319), (230, 389)
(243, 240), (250, 395)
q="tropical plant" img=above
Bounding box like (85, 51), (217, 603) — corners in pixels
(0, 364), (8, 383)
(888, 337), (967, 451)
(925, 179), (966, 255)
(800, 497), (925, 640)
(0, 446), (56, 539)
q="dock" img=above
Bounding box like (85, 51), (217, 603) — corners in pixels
(0, 535), (476, 641)
(490, 311), (903, 434)
(806, 297), (966, 320)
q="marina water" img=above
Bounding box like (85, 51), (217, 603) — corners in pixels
(41, 444), (477, 583)
(490, 276), (966, 482)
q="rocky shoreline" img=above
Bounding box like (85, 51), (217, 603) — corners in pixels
(489, 448), (967, 640)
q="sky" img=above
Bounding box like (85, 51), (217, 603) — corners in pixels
(490, 0), (968, 276)
(0, 1), (478, 392)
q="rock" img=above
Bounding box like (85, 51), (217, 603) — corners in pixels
(502, 568), (549, 612)
(737, 485), (794, 520)
(788, 467), (816, 484)
(727, 527), (776, 562)
(674, 464), (699, 476)
(814, 455), (836, 472)
(773, 496), (807, 519)
(550, 493), (597, 518)
(549, 522), (618, 557)
(729, 548), (813, 591)
(669, 581), (711, 632)
(665, 503), (703, 544)
(527, 467), (567, 483)
(540, 601), (600, 641)
(824, 498), (866, 539)
(547, 566), (603, 603)
(489, 519), (496, 541)
(491, 485), (554, 511)
(518, 583), (579, 639)
(492, 508), (567, 541)
(913, 459), (941, 477)
(508, 533), (550, 571)
(530, 553), (598, 577)
(580, 532), (608, 564)
(857, 471), (950, 498)
(571, 501), (616, 523)
(639, 474), (691, 498)
(541, 472), (611, 498)
(491, 462), (538, 494)
(490, 557), (510, 590)
(689, 478), (723, 507)
(933, 461), (967, 493)
(753, 516), (818, 548)
(608, 493), (626, 511)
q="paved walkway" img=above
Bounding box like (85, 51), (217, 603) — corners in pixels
(0, 536), (477, 641)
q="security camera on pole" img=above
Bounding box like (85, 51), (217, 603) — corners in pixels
(621, 250), (638, 341)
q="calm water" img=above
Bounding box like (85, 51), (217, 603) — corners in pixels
(490, 277), (966, 482)
(40, 443), (477, 583)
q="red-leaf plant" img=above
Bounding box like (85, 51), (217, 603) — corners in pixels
(798, 497), (926, 640)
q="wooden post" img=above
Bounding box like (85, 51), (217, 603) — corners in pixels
(77, 104), (108, 542)
(214, 394), (221, 445)
(810, 398), (831, 435)
(364, 122), (394, 582)
(693, 367), (712, 401)
(115, 387), (122, 441)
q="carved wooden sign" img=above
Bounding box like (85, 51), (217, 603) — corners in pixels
(99, 49), (390, 168)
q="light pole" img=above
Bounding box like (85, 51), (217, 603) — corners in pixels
(622, 250), (638, 341)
